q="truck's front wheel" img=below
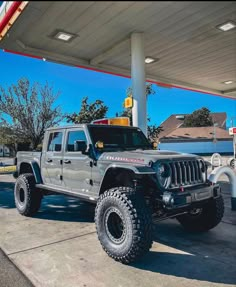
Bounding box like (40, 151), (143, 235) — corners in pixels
(95, 187), (153, 264)
(14, 173), (42, 216)
(176, 195), (224, 232)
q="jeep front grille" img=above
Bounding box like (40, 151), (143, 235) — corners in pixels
(169, 160), (204, 188)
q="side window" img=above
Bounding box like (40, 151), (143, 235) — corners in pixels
(47, 132), (63, 152)
(132, 131), (144, 146)
(67, 130), (87, 152)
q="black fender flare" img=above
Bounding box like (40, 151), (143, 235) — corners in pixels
(18, 161), (43, 184)
(99, 164), (155, 194)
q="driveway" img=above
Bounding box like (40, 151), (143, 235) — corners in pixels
(0, 174), (235, 287)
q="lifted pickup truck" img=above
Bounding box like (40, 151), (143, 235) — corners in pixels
(14, 124), (224, 264)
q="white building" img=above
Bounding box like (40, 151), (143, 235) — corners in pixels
(0, 144), (10, 157)
(159, 126), (233, 155)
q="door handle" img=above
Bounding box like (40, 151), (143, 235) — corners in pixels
(64, 159), (71, 164)
(47, 158), (52, 163)
(86, 161), (93, 167)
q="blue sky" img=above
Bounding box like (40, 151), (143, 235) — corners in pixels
(0, 49), (235, 128)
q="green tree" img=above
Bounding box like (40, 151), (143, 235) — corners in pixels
(66, 96), (108, 124)
(183, 107), (213, 127)
(0, 78), (63, 150)
(119, 83), (163, 141)
(147, 118), (164, 142)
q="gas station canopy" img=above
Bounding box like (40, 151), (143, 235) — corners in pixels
(0, 1), (236, 99)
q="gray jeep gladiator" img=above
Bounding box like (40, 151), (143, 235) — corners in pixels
(14, 124), (224, 264)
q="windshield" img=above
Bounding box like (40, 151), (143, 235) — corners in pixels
(88, 126), (152, 151)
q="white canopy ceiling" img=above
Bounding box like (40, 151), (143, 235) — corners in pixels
(1, 1), (236, 98)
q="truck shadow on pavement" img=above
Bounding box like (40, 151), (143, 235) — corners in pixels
(0, 181), (95, 222)
(132, 221), (236, 285)
(132, 250), (236, 285)
(0, 182), (16, 208)
(36, 196), (95, 223)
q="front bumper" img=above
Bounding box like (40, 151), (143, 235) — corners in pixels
(162, 184), (221, 210)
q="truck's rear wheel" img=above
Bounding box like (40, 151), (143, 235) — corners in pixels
(177, 195), (224, 232)
(95, 187), (153, 264)
(14, 173), (42, 216)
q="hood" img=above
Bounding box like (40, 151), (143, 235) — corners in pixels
(99, 149), (200, 166)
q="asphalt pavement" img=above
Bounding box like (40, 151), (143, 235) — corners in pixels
(0, 173), (236, 287)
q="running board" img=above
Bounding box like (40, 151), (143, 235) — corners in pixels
(36, 184), (98, 203)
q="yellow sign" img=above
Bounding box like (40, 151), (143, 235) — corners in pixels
(124, 97), (133, 108)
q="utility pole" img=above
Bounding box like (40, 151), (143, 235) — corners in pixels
(233, 128), (236, 171)
(213, 122), (218, 153)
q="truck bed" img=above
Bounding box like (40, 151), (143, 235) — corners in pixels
(17, 152), (42, 168)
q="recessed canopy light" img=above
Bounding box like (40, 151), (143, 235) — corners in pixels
(53, 30), (77, 42)
(145, 57), (159, 64)
(217, 21), (236, 32)
(56, 32), (73, 41)
(223, 80), (233, 85)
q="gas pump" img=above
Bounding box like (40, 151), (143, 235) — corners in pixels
(229, 127), (236, 170)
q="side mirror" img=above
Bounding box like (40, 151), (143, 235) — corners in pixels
(95, 141), (104, 149)
(152, 142), (158, 150)
(74, 140), (87, 154)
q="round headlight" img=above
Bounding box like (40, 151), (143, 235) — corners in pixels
(156, 163), (171, 189)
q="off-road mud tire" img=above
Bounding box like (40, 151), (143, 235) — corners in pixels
(177, 195), (224, 232)
(14, 173), (42, 216)
(95, 187), (153, 264)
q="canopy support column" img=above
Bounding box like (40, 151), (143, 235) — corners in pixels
(131, 32), (147, 135)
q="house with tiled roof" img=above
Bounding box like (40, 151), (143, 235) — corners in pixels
(158, 112), (227, 139)
(158, 112), (233, 155)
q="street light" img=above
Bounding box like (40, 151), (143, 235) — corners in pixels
(230, 117), (236, 127)
(213, 122), (218, 144)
